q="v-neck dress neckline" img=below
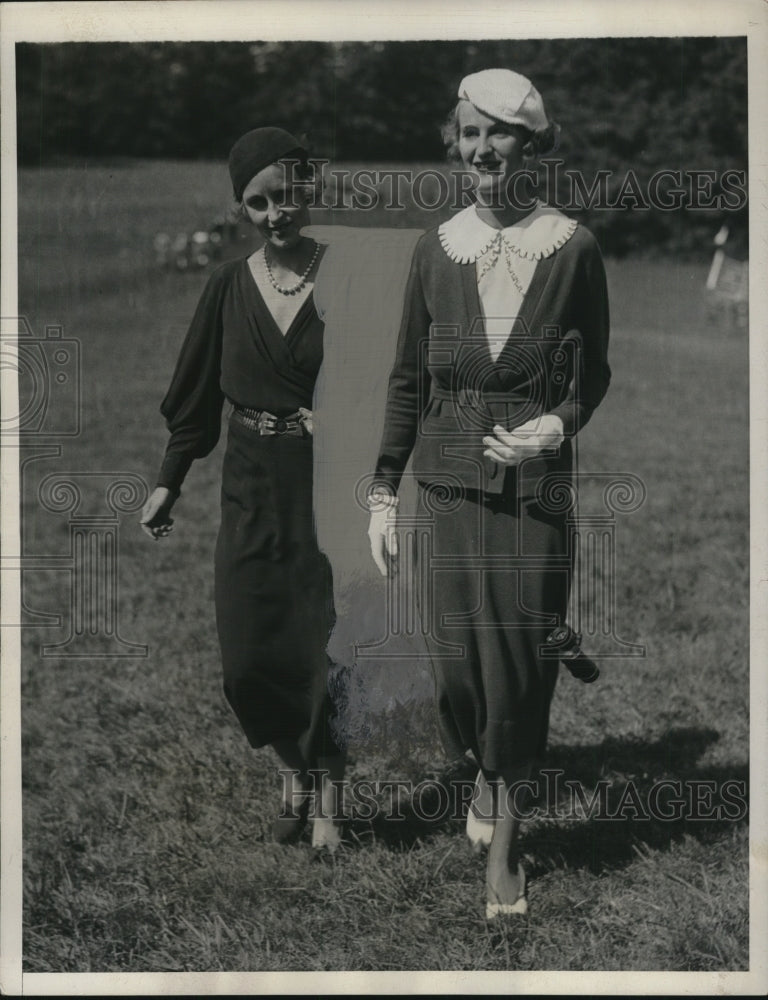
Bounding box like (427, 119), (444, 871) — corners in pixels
(459, 251), (556, 367)
(242, 256), (316, 350)
(442, 202), (578, 368)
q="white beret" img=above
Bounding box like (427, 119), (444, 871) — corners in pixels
(457, 68), (549, 132)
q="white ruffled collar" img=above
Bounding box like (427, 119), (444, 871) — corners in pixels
(438, 201), (578, 264)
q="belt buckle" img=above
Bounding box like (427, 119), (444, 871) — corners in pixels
(256, 412), (271, 434)
(258, 412), (298, 436)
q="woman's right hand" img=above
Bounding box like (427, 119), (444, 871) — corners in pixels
(140, 487), (176, 541)
(367, 502), (399, 577)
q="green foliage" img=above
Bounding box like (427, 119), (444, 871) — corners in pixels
(17, 38), (747, 163)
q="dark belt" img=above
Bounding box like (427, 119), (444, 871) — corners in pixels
(231, 405), (308, 437)
(430, 385), (535, 407)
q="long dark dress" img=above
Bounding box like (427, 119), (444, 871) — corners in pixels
(157, 257), (340, 762)
(373, 212), (611, 779)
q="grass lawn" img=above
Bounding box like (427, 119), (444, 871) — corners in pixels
(14, 159), (749, 973)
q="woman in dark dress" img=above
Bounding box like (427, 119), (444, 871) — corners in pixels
(140, 128), (344, 850)
(368, 70), (611, 916)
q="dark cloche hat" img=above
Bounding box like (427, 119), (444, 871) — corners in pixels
(228, 127), (307, 201)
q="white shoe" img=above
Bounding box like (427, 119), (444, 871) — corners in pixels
(486, 864), (528, 919)
(466, 770), (495, 852)
(466, 807), (495, 852)
(311, 818), (344, 852)
(486, 895), (528, 918)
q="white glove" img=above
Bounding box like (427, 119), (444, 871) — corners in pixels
(483, 414), (565, 466)
(367, 491), (399, 577)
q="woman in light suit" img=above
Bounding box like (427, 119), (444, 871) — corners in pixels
(368, 69), (611, 918)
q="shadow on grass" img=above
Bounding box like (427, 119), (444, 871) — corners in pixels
(343, 726), (748, 877)
(524, 726), (747, 877)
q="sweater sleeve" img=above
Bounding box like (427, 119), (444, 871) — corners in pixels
(155, 266), (229, 495)
(373, 238), (433, 494)
(550, 231), (611, 437)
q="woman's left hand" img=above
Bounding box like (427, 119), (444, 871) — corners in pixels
(298, 407), (314, 435)
(483, 414), (565, 466)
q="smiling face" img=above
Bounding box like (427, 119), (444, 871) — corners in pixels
(241, 160), (310, 251)
(457, 101), (529, 202)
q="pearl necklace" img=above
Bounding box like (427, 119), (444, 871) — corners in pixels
(263, 241), (320, 296)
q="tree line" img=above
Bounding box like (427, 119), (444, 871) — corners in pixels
(16, 38), (748, 257)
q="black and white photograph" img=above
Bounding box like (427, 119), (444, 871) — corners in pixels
(1, 0), (766, 994)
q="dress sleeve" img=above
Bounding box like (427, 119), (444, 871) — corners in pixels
(550, 232), (611, 436)
(156, 267), (228, 495)
(373, 238), (433, 494)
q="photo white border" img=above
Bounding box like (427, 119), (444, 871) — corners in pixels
(1, 0), (766, 995)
